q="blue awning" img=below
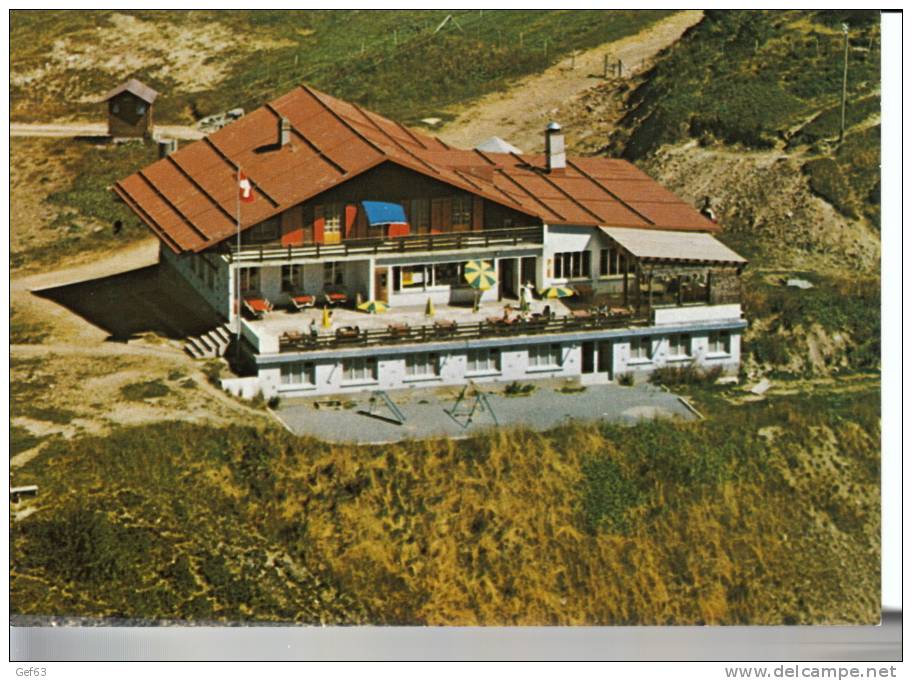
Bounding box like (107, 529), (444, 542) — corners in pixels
(361, 201), (407, 226)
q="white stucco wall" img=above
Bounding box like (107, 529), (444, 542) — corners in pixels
(160, 244), (231, 319)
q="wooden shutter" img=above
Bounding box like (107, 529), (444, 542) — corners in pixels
(344, 204), (358, 239)
(472, 196), (484, 231)
(431, 197), (451, 234)
(313, 204), (325, 244)
(280, 207), (305, 247)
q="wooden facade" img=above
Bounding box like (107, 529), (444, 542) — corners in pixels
(238, 163), (539, 248)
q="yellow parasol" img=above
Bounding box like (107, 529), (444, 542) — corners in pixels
(321, 305), (331, 328)
(357, 300), (389, 314)
(539, 285), (576, 299)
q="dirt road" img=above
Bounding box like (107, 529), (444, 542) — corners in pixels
(435, 10), (703, 152)
(10, 122), (205, 140)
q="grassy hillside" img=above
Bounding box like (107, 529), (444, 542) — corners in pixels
(11, 9), (672, 125)
(11, 382), (879, 624)
(614, 10), (880, 230)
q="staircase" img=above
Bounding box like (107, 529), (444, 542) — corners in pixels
(184, 323), (233, 359)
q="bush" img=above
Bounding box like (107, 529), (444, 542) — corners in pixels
(617, 373), (635, 387)
(803, 158), (856, 218)
(267, 396), (281, 409)
(581, 455), (642, 533)
(504, 381), (535, 396)
(120, 379), (171, 401)
(650, 363), (723, 386)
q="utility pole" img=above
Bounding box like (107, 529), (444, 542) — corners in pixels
(839, 22), (849, 143)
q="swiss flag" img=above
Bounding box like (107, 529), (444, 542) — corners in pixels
(238, 170), (255, 204)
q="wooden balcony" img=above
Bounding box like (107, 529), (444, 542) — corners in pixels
(223, 226), (544, 264)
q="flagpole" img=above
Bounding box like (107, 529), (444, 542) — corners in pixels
(235, 166), (241, 361)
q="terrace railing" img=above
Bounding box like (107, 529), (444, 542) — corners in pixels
(224, 226), (544, 263)
(277, 309), (650, 354)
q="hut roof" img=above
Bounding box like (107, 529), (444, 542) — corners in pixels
(102, 78), (159, 104)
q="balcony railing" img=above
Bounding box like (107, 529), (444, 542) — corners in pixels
(277, 309), (650, 353)
(224, 226), (544, 263)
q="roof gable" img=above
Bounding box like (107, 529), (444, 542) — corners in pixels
(102, 78), (159, 104)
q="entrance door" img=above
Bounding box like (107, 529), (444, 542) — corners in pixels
(521, 256), (537, 289)
(498, 258), (517, 300)
(374, 267), (389, 303)
(582, 341), (595, 374)
(598, 341), (614, 380)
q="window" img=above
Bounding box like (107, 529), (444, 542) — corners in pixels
(406, 352), (439, 378)
(324, 203), (342, 237)
(112, 102), (120, 114)
(323, 262), (343, 287)
(249, 216), (280, 242)
(400, 265), (429, 289)
(411, 199), (430, 234)
(553, 251), (591, 279)
(136, 102), (147, 115)
(451, 194), (472, 229)
(280, 362), (314, 386)
(668, 334), (690, 357)
(708, 331), (731, 355)
(630, 336), (652, 361)
(599, 246), (627, 276)
(467, 348), (500, 373)
(433, 262), (465, 287)
(528, 343), (562, 368)
(342, 356), (377, 382)
(281, 264), (304, 292)
(240, 268), (259, 292)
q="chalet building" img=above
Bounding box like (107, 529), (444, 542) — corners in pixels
(102, 78), (158, 138)
(113, 86), (747, 399)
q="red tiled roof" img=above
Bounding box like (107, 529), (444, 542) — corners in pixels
(114, 85), (718, 253)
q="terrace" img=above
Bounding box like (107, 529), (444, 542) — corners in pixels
(239, 294), (657, 356)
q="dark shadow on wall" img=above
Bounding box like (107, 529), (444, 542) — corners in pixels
(32, 263), (224, 342)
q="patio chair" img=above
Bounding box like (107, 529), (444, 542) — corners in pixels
(242, 291), (273, 319)
(288, 291), (316, 312)
(323, 287), (348, 307)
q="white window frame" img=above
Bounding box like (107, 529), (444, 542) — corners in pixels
(629, 336), (653, 364)
(342, 356), (377, 384)
(707, 330), (732, 356)
(466, 348), (500, 375)
(280, 362), (315, 387)
(528, 343), (562, 370)
(668, 334), (691, 359)
(405, 352), (439, 380)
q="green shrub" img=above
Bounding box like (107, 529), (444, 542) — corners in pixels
(803, 157), (856, 217)
(616, 373), (635, 387)
(504, 381), (536, 396)
(581, 455), (642, 533)
(650, 363), (723, 386)
(121, 380), (171, 401)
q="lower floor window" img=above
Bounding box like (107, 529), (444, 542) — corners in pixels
(528, 343), (561, 368)
(323, 262), (344, 287)
(240, 268), (259, 292)
(280, 362), (314, 386)
(631, 336), (652, 360)
(708, 330), (731, 354)
(467, 347), (500, 373)
(406, 352), (439, 377)
(342, 356), (376, 382)
(282, 264), (304, 292)
(554, 251), (591, 279)
(668, 334), (690, 357)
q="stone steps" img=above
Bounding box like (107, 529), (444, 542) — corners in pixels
(184, 323), (232, 359)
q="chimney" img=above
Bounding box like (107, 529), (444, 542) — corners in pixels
(545, 121), (565, 173)
(157, 138), (178, 159)
(279, 116), (292, 147)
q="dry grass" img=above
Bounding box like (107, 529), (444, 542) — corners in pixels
(10, 383), (880, 625)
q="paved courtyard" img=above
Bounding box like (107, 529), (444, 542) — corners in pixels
(272, 379), (696, 444)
